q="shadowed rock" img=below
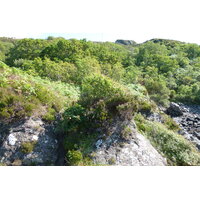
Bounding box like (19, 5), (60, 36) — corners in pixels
(166, 102), (183, 117)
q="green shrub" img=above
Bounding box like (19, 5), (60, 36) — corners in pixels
(66, 150), (93, 166)
(66, 150), (83, 166)
(72, 57), (101, 84)
(121, 126), (132, 140)
(138, 100), (152, 113)
(6, 38), (48, 66)
(0, 63), (79, 122)
(81, 74), (134, 107)
(21, 141), (37, 154)
(100, 63), (125, 82)
(160, 113), (180, 131)
(13, 57), (77, 83)
(42, 108), (56, 122)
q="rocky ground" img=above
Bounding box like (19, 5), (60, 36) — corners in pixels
(0, 117), (61, 166)
(91, 119), (167, 166)
(1, 102), (200, 166)
(166, 102), (200, 150)
(0, 115), (167, 166)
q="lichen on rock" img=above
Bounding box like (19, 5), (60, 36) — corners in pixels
(0, 117), (59, 166)
(91, 119), (167, 166)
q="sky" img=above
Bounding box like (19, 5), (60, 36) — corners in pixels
(1, 0), (200, 44)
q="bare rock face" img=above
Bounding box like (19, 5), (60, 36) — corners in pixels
(91, 120), (167, 166)
(115, 39), (136, 45)
(0, 117), (59, 166)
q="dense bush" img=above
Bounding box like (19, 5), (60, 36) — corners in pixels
(0, 40), (14, 61)
(0, 62), (79, 122)
(6, 39), (49, 66)
(13, 57), (77, 83)
(80, 74), (134, 107)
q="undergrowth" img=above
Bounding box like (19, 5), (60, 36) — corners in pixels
(0, 61), (79, 122)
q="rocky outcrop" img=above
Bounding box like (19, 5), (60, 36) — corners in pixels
(147, 102), (200, 151)
(166, 102), (184, 117)
(115, 40), (136, 45)
(0, 117), (60, 166)
(91, 119), (167, 166)
(0, 115), (167, 166)
(170, 104), (200, 150)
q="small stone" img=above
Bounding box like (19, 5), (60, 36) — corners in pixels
(190, 121), (194, 124)
(8, 134), (17, 146)
(96, 139), (103, 149)
(32, 135), (39, 141)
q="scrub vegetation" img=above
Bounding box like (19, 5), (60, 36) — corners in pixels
(1, 37), (200, 165)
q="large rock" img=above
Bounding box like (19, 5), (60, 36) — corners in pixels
(91, 119), (167, 166)
(115, 39), (136, 45)
(0, 117), (59, 166)
(166, 102), (183, 117)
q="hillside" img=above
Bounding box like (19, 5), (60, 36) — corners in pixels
(1, 37), (200, 166)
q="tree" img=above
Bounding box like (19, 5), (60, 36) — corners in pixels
(6, 39), (48, 66)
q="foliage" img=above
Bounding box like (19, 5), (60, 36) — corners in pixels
(0, 62), (79, 122)
(13, 57), (77, 83)
(160, 113), (180, 131)
(60, 104), (101, 166)
(66, 150), (83, 166)
(6, 39), (49, 66)
(0, 40), (14, 61)
(21, 141), (37, 154)
(3, 37), (200, 166)
(80, 74), (134, 107)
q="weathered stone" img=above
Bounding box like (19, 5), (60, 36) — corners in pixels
(92, 119), (167, 166)
(0, 117), (59, 166)
(8, 134), (17, 146)
(166, 102), (183, 117)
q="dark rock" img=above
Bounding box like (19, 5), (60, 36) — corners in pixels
(115, 39), (137, 45)
(194, 132), (200, 140)
(186, 117), (193, 121)
(166, 102), (183, 117)
(196, 144), (200, 150)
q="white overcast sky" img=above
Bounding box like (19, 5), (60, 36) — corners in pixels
(1, 0), (200, 44)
